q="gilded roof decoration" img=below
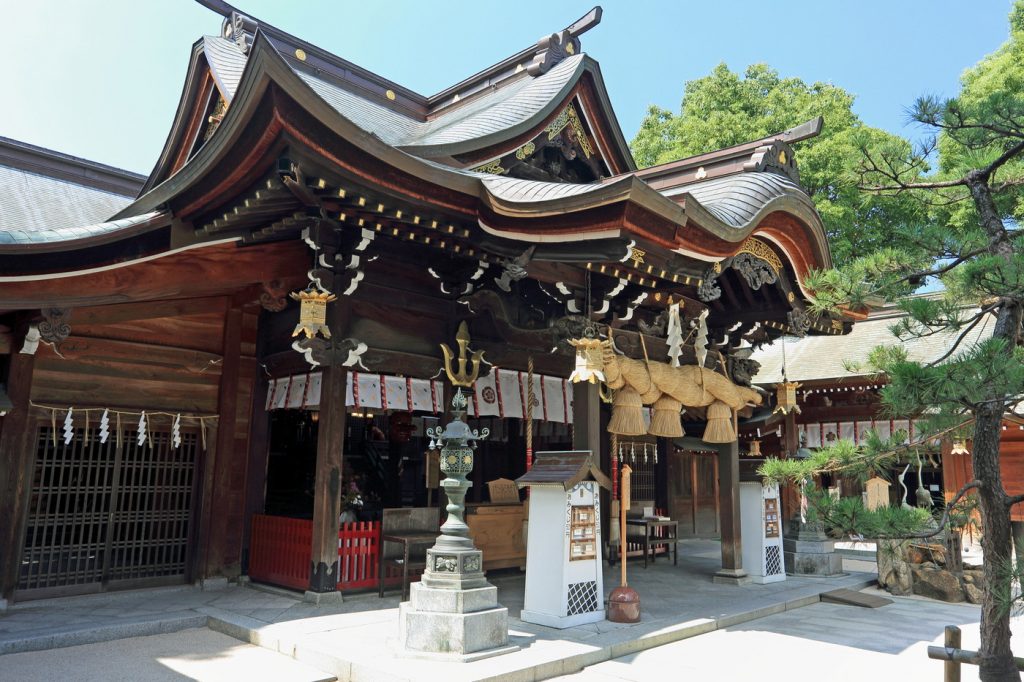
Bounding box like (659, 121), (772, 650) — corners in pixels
(736, 237), (783, 274)
(545, 104), (593, 159)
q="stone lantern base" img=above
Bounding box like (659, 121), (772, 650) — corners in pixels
(397, 548), (517, 661)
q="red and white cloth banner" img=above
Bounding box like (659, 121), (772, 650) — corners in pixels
(498, 369), (524, 418)
(410, 378), (437, 412)
(266, 370), (572, 423)
(792, 419), (926, 449)
(268, 372), (443, 412)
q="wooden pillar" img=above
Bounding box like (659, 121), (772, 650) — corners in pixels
(309, 365), (346, 593)
(308, 298), (350, 596)
(572, 382), (600, 453)
(713, 439), (749, 584)
(199, 304), (242, 581)
(0, 324), (37, 603)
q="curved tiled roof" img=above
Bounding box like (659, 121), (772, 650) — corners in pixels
(664, 172), (816, 229)
(203, 35), (247, 102)
(199, 35), (587, 153)
(0, 210), (164, 247)
(0, 164), (138, 245)
(479, 173), (610, 202)
(295, 54), (585, 150)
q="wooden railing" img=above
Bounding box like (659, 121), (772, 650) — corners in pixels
(249, 514), (312, 591)
(337, 520), (380, 590)
(248, 515), (407, 592)
(928, 625), (1024, 681)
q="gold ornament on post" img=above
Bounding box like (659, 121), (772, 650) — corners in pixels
(950, 440), (970, 456)
(290, 288), (337, 339)
(441, 321), (484, 387)
(772, 381), (802, 415)
(568, 337), (606, 384)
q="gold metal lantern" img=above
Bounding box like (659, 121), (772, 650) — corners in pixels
(568, 337), (606, 384)
(772, 381), (802, 415)
(290, 288), (337, 339)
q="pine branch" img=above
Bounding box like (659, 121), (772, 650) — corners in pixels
(893, 250), (985, 286)
(925, 305), (996, 367)
(979, 138), (1024, 181)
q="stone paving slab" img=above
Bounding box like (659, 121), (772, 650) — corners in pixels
(0, 627), (338, 682)
(0, 540), (876, 682)
(554, 593), (1001, 681)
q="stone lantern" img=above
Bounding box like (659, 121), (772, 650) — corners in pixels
(398, 388), (516, 660)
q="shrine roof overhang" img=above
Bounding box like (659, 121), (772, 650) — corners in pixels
(0, 32), (831, 302)
(143, 3), (633, 193)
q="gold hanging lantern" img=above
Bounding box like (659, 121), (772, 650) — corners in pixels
(772, 381), (802, 415)
(568, 337), (606, 384)
(290, 288), (337, 339)
(748, 439), (762, 457)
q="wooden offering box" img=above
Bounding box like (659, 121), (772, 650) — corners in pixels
(465, 478), (525, 571)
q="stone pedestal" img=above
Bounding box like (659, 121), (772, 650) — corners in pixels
(398, 547), (517, 661)
(399, 581), (515, 661)
(783, 520), (843, 576)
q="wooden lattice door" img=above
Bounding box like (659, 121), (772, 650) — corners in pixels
(668, 450), (720, 538)
(17, 424), (199, 598)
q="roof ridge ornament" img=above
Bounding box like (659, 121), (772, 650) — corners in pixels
(222, 11), (258, 54)
(527, 6), (602, 76)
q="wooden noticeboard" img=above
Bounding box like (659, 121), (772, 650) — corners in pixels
(425, 449), (440, 488)
(487, 478), (520, 504)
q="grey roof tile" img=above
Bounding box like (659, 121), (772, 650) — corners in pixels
(285, 54), (583, 149)
(751, 308), (996, 383)
(665, 173), (815, 228)
(0, 165), (135, 240)
(203, 36), (248, 101)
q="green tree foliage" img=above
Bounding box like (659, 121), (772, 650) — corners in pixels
(630, 63), (924, 264)
(763, 5), (1024, 679)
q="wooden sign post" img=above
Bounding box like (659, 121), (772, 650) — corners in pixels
(607, 464), (640, 623)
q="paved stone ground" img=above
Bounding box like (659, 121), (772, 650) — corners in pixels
(555, 589), (1008, 682)
(0, 541), (877, 681)
(0, 628), (334, 682)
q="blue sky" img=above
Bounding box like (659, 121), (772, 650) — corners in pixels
(0, 1), (1013, 175)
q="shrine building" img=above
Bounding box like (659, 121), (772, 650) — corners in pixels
(0, 1), (849, 603)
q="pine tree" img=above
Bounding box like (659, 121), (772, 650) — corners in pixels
(790, 5), (1024, 679)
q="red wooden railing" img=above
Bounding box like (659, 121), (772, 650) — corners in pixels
(249, 515), (409, 592)
(338, 521), (380, 590)
(249, 514), (312, 591)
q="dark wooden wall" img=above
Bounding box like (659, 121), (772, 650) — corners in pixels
(21, 296), (263, 584)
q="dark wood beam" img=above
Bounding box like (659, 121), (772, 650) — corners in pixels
(72, 297), (230, 327)
(0, 240), (309, 309)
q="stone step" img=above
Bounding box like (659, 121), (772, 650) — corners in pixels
(820, 588), (893, 608)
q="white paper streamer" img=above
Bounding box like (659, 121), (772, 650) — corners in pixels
(172, 414), (182, 449)
(63, 408), (74, 445)
(667, 303), (683, 368)
(137, 411), (147, 447)
(99, 409), (110, 444)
